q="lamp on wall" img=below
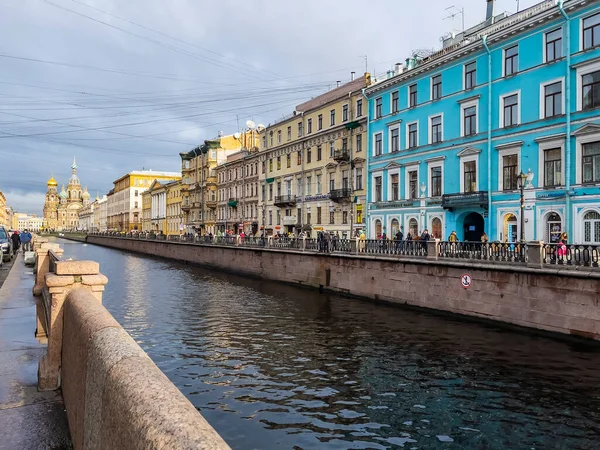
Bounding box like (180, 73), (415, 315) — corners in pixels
(517, 171), (529, 242)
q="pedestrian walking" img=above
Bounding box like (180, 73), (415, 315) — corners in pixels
(20, 229), (32, 252)
(11, 230), (20, 253)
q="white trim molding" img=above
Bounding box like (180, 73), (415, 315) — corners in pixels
(539, 77), (565, 120)
(499, 90), (521, 128)
(576, 59), (600, 111)
(496, 141), (522, 192)
(460, 98), (479, 137)
(404, 163), (420, 201)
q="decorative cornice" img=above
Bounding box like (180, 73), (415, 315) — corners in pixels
(457, 146), (481, 157)
(366, 1), (587, 96)
(571, 123), (600, 137)
(457, 94), (481, 104)
(494, 140), (524, 150)
(534, 133), (567, 143)
(425, 155), (446, 163)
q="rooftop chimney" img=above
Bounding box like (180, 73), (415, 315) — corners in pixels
(351, 71), (355, 81)
(486, 0), (495, 24)
(336, 80), (341, 88)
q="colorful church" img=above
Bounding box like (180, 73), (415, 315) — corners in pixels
(43, 157), (90, 231)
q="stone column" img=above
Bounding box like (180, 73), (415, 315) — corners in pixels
(33, 243), (63, 296)
(427, 238), (440, 261)
(527, 241), (544, 268)
(38, 260), (108, 391)
(524, 187), (536, 241)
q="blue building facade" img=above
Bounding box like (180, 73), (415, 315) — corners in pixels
(365, 0), (600, 245)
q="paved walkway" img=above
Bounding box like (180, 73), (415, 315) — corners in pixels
(0, 254), (72, 450)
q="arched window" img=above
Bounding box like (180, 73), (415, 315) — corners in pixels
(431, 217), (442, 239)
(391, 218), (400, 235)
(409, 218), (418, 237)
(503, 214), (518, 243)
(374, 219), (382, 238)
(583, 211), (600, 244)
(545, 212), (562, 243)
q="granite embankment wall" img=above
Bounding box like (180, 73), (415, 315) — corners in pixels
(61, 288), (230, 450)
(87, 236), (600, 340)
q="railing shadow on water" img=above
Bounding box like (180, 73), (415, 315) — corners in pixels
(87, 233), (600, 269)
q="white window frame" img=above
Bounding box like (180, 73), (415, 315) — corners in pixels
(390, 90), (399, 114)
(539, 77), (565, 120)
(497, 144), (522, 191)
(404, 164), (419, 200)
(575, 129), (600, 185)
(460, 154), (479, 193)
(537, 137), (565, 188)
(502, 44), (519, 77)
(342, 103), (349, 122)
(463, 60), (477, 90)
(371, 171), (383, 203)
(373, 132), (383, 157)
(406, 121), (419, 149)
(388, 124), (400, 153)
(581, 207), (600, 244)
(387, 168), (400, 202)
(580, 12), (600, 52)
(460, 99), (479, 137)
(499, 90), (521, 128)
(576, 59), (600, 111)
(543, 26), (563, 64)
(428, 113), (444, 145)
(427, 159), (444, 197)
(430, 73), (442, 101)
(408, 83), (417, 108)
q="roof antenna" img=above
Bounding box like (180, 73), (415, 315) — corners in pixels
(443, 5), (465, 33)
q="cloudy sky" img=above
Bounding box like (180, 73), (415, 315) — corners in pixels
(1, 0), (539, 215)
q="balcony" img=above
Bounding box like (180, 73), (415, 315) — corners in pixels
(333, 149), (350, 162)
(329, 188), (352, 202)
(227, 198), (238, 208)
(206, 200), (217, 209)
(441, 191), (488, 211)
(181, 202), (191, 212)
(274, 195), (297, 207)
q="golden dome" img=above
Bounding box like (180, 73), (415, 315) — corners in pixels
(47, 176), (58, 187)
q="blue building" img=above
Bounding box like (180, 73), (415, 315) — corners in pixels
(365, 0), (600, 245)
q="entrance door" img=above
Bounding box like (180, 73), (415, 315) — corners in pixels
(546, 213), (561, 243)
(463, 212), (484, 242)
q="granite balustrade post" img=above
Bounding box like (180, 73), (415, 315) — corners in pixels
(527, 241), (544, 268)
(38, 259), (108, 391)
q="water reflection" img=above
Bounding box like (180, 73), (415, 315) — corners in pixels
(58, 239), (600, 449)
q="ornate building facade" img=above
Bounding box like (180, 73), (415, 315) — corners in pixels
(43, 158), (90, 231)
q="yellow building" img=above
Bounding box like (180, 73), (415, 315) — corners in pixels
(180, 130), (259, 235)
(259, 74), (370, 237)
(166, 180), (183, 236)
(0, 191), (6, 228)
(141, 189), (152, 232)
(107, 170), (180, 231)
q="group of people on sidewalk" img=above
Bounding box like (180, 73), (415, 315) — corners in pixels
(9, 229), (33, 253)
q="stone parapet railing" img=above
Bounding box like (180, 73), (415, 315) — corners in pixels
(62, 288), (230, 450)
(32, 239), (230, 449)
(87, 232), (600, 270)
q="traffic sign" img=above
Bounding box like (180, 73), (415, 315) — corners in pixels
(460, 273), (472, 289)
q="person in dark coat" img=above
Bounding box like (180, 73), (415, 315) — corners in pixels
(11, 230), (20, 253)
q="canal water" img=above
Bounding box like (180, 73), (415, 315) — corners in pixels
(58, 239), (600, 449)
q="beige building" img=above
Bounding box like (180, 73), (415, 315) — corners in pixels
(259, 74), (369, 237)
(18, 215), (44, 232)
(92, 195), (108, 232)
(216, 149), (261, 235)
(180, 131), (258, 235)
(77, 200), (95, 231)
(0, 191), (7, 228)
(107, 170), (180, 231)
(166, 180), (183, 236)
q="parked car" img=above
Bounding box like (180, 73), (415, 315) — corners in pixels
(0, 226), (13, 263)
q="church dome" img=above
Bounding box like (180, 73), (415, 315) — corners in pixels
(82, 187), (90, 199)
(47, 176), (58, 187)
(59, 185), (68, 199)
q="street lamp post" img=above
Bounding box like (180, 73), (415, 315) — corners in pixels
(517, 171), (528, 242)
